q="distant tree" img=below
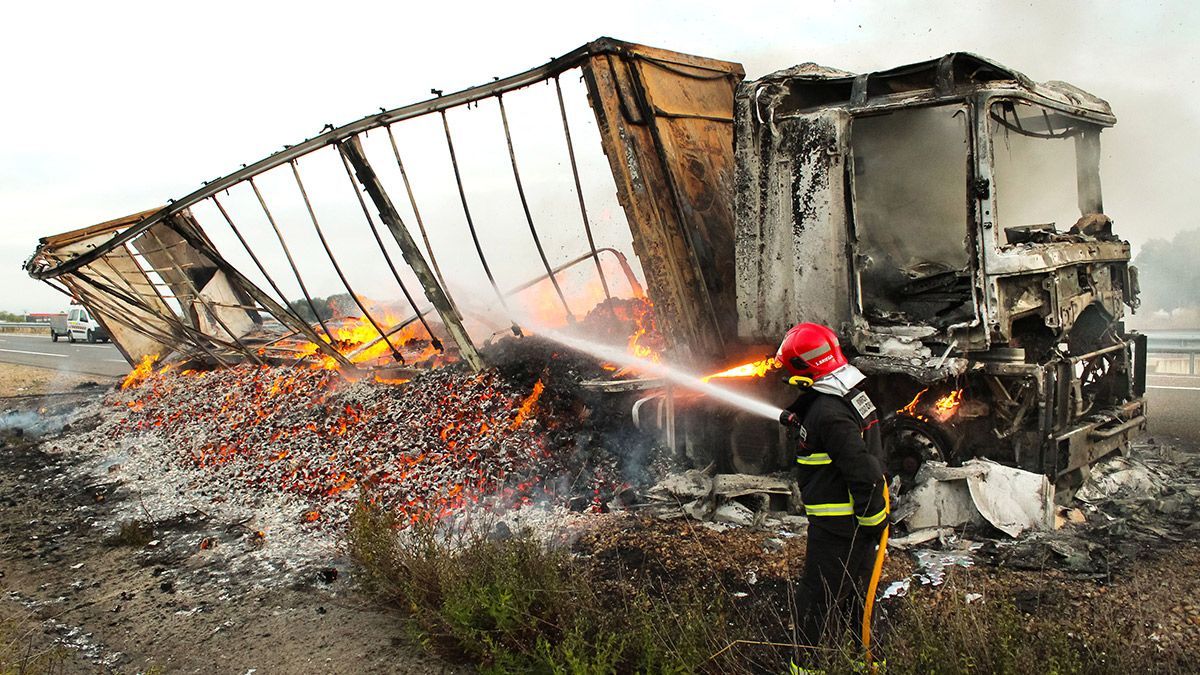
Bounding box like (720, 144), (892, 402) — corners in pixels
(287, 293), (356, 324)
(0, 310), (24, 322)
(1133, 228), (1200, 313)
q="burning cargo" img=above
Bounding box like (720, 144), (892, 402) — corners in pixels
(24, 39), (1145, 498)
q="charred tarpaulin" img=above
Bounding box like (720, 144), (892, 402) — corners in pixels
(25, 38), (745, 376)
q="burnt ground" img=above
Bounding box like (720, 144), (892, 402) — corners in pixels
(0, 426), (464, 674)
(4, 359), (1200, 672)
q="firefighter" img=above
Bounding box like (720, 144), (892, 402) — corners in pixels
(774, 323), (889, 668)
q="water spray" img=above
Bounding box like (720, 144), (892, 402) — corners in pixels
(530, 324), (787, 423)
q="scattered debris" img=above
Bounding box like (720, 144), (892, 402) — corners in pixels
(894, 459), (1053, 537)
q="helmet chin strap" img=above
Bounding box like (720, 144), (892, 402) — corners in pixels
(787, 375), (814, 388)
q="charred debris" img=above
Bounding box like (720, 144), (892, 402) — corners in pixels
(24, 39), (1148, 539)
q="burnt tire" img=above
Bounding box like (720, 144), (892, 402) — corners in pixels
(883, 415), (956, 488)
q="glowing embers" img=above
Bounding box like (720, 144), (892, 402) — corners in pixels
(897, 387), (965, 422)
(701, 358), (779, 383)
(108, 354), (625, 530)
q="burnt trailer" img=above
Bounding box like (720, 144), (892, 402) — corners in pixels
(24, 40), (1145, 489)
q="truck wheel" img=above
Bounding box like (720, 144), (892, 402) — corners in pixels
(68, 332), (76, 343)
(883, 415), (955, 489)
(51, 330), (58, 342)
(86, 330), (96, 344)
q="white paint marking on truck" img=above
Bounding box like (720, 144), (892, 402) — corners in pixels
(0, 348), (68, 358)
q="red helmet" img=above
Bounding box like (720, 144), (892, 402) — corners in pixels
(774, 323), (848, 385)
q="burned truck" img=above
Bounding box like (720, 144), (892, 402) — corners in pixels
(710, 53), (1148, 491)
(24, 40), (1145, 490)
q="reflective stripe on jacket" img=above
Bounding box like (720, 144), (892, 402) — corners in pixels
(788, 387), (889, 535)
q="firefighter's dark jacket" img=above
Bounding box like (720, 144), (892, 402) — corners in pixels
(788, 387), (888, 535)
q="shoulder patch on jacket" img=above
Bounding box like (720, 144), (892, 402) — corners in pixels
(850, 391), (876, 419)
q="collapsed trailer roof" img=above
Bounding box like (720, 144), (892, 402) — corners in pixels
(24, 37), (746, 372)
(751, 52), (1114, 123)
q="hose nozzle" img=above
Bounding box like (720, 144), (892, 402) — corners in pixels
(779, 411), (800, 428)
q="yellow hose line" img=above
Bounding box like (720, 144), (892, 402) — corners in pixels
(861, 486), (891, 670)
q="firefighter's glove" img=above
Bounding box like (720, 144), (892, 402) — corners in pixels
(779, 410), (801, 428)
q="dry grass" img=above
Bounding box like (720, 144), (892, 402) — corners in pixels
(0, 616), (67, 675)
(349, 502), (1191, 674)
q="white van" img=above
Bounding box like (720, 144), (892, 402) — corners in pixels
(63, 307), (108, 343)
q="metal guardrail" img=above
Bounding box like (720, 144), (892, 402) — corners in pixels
(1146, 335), (1200, 376)
(0, 322), (46, 329)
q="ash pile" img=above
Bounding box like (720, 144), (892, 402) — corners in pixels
(58, 335), (669, 533)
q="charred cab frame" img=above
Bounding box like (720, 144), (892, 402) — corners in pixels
(726, 53), (1146, 490)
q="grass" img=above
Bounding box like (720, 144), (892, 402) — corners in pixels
(348, 500), (1188, 674)
(348, 501), (730, 673)
(107, 519), (153, 547)
(0, 616), (67, 675)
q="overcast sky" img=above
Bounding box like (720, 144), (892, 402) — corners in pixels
(2, 0), (1197, 314)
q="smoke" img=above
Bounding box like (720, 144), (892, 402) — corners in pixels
(0, 408), (71, 439)
(1130, 228), (1200, 329)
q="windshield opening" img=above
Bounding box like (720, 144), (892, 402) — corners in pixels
(850, 104), (973, 328)
(990, 100), (1104, 246)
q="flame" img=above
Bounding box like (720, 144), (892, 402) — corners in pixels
(121, 354), (160, 389)
(373, 375), (411, 386)
(933, 389), (963, 419)
(898, 387), (964, 422)
(897, 388), (929, 421)
(586, 297), (664, 377)
(510, 379), (545, 430)
(702, 358), (779, 383)
(293, 309), (454, 372)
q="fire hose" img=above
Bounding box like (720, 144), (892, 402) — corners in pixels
(860, 485), (890, 671)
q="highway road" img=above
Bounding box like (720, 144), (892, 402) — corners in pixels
(1146, 374), (1200, 445)
(0, 331), (129, 378)
(0, 331), (1196, 442)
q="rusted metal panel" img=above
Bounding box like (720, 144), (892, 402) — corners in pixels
(582, 46), (743, 367)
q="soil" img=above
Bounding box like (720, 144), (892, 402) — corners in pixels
(0, 366), (464, 674)
(0, 362), (115, 396)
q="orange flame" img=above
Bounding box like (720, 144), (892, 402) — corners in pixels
(701, 358), (779, 383)
(294, 310), (453, 372)
(373, 375), (411, 386)
(510, 379), (545, 430)
(933, 389), (963, 419)
(121, 354), (160, 389)
(897, 388), (929, 421)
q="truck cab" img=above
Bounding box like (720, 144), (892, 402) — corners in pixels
(734, 53), (1146, 488)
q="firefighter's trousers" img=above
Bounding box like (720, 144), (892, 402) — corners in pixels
(795, 523), (882, 653)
